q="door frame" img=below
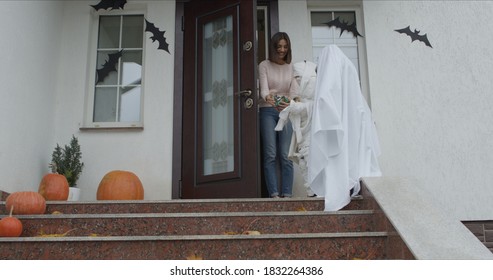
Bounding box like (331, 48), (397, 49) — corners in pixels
(172, 0), (279, 199)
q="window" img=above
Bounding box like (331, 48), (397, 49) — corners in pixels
(85, 14), (145, 128)
(257, 6), (269, 64)
(311, 11), (360, 74)
(309, 8), (370, 103)
(256, 5), (271, 97)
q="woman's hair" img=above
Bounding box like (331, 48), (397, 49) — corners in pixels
(268, 32), (292, 64)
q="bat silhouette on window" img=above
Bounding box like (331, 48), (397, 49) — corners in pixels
(95, 50), (123, 85)
(91, 0), (127, 11)
(324, 17), (363, 38)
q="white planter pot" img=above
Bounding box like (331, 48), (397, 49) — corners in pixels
(68, 187), (80, 201)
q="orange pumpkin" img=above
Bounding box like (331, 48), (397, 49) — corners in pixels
(0, 206), (23, 237)
(97, 170), (144, 200)
(38, 173), (69, 201)
(5, 192), (46, 215)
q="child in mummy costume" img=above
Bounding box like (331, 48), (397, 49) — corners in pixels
(275, 60), (318, 197)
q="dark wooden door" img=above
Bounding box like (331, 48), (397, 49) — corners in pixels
(182, 0), (259, 198)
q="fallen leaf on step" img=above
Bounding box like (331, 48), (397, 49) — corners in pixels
(36, 229), (76, 237)
(187, 253), (203, 260)
(51, 211), (63, 215)
(88, 233), (111, 237)
(242, 230), (261, 235)
(296, 206), (307, 211)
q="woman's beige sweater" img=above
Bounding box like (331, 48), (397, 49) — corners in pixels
(258, 60), (299, 108)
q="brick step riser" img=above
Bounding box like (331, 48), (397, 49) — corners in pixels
(0, 199), (368, 214)
(17, 212), (381, 237)
(0, 236), (387, 260)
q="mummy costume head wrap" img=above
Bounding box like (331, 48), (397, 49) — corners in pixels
(293, 60), (317, 100)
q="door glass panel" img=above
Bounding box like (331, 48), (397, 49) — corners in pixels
(202, 15), (234, 176)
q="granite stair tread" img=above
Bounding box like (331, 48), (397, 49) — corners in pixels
(0, 231), (389, 242)
(0, 232), (389, 260)
(14, 209), (374, 218)
(0, 196), (368, 214)
(15, 210), (383, 237)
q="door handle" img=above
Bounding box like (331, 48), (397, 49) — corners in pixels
(243, 41), (253, 51)
(235, 89), (252, 97)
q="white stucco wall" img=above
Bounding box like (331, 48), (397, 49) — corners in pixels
(363, 1), (493, 220)
(0, 1), (175, 200)
(0, 1), (64, 193)
(278, 0), (313, 63)
(52, 1), (175, 200)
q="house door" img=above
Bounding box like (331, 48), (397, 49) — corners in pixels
(181, 0), (259, 198)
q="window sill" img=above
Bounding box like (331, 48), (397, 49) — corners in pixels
(79, 125), (144, 131)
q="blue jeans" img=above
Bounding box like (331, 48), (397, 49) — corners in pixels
(259, 107), (294, 197)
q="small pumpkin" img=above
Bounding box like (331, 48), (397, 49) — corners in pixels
(5, 191), (46, 215)
(0, 206), (23, 237)
(38, 173), (69, 201)
(97, 170), (144, 200)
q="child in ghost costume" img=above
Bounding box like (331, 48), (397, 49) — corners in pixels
(308, 45), (381, 211)
(275, 60), (317, 196)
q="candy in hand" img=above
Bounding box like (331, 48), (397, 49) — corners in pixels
(274, 95), (289, 106)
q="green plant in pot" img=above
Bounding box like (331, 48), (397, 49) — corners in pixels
(49, 135), (84, 188)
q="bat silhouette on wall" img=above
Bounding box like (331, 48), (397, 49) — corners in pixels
(145, 19), (170, 53)
(91, 0), (127, 11)
(395, 26), (433, 48)
(96, 50), (123, 84)
(324, 17), (363, 38)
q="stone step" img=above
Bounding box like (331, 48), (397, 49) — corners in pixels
(0, 184), (415, 260)
(13, 210), (382, 237)
(0, 232), (388, 260)
(0, 197), (368, 215)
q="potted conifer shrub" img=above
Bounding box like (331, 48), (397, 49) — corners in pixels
(49, 135), (84, 201)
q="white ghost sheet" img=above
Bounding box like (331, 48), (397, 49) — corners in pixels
(308, 45), (382, 211)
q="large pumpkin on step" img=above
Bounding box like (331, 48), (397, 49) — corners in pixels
(5, 192), (46, 215)
(38, 173), (69, 201)
(97, 170), (144, 200)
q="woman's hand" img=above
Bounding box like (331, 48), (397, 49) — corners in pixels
(265, 94), (276, 107)
(276, 97), (291, 111)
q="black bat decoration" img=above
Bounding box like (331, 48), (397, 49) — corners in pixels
(91, 0), (127, 11)
(96, 50), (123, 84)
(395, 26), (433, 48)
(324, 17), (363, 38)
(145, 19), (170, 53)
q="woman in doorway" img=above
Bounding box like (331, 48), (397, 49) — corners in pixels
(258, 32), (298, 198)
